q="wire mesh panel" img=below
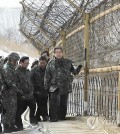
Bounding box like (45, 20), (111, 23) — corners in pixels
(67, 76), (84, 116)
(19, 0), (88, 49)
(65, 0), (120, 67)
(89, 0), (120, 68)
(67, 71), (118, 123)
(88, 72), (118, 123)
(66, 29), (84, 66)
(19, 0), (106, 51)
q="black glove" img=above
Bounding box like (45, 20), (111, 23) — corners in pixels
(78, 65), (83, 69)
(76, 65), (83, 73)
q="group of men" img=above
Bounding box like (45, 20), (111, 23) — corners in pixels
(0, 47), (82, 133)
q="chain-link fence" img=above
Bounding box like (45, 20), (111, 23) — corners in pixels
(89, 0), (120, 68)
(65, 0), (120, 68)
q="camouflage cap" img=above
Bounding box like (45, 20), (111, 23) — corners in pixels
(8, 52), (20, 61)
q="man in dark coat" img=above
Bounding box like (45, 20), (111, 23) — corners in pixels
(44, 47), (82, 122)
(31, 56), (48, 122)
(15, 56), (37, 130)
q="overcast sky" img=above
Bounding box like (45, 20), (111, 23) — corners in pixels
(0, 0), (21, 7)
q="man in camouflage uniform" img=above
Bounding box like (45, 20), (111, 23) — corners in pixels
(44, 47), (82, 122)
(0, 56), (3, 92)
(2, 52), (21, 133)
(0, 56), (4, 132)
(31, 59), (38, 69)
(31, 56), (48, 122)
(15, 56), (37, 130)
(41, 50), (50, 62)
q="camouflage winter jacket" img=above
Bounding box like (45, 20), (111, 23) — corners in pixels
(44, 57), (80, 95)
(15, 66), (34, 100)
(0, 58), (3, 91)
(2, 62), (20, 95)
(31, 66), (48, 97)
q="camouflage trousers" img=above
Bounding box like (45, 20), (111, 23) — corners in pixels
(2, 92), (17, 125)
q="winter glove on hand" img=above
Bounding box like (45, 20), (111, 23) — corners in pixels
(76, 65), (83, 73)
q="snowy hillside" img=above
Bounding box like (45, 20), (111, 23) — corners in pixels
(0, 8), (25, 43)
(0, 7), (39, 59)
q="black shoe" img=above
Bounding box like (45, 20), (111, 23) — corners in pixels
(60, 117), (66, 120)
(37, 117), (41, 122)
(4, 124), (12, 133)
(17, 127), (23, 131)
(9, 124), (20, 132)
(43, 116), (48, 121)
(30, 118), (38, 124)
(16, 125), (23, 131)
(0, 123), (3, 132)
(50, 119), (58, 122)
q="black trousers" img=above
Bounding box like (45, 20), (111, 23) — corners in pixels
(50, 89), (68, 121)
(34, 94), (48, 120)
(15, 98), (36, 128)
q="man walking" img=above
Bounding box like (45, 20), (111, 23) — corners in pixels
(44, 47), (82, 122)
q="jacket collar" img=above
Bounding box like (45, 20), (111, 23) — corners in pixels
(17, 65), (27, 72)
(54, 57), (64, 61)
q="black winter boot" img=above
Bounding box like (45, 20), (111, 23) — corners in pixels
(4, 124), (12, 133)
(9, 124), (20, 132)
(0, 123), (3, 132)
(30, 116), (38, 124)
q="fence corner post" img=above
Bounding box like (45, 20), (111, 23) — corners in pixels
(117, 72), (120, 127)
(84, 13), (90, 116)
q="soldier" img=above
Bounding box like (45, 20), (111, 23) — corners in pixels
(2, 52), (21, 133)
(41, 50), (50, 62)
(31, 59), (38, 69)
(3, 57), (8, 65)
(15, 56), (37, 130)
(31, 56), (48, 122)
(0, 56), (4, 133)
(44, 47), (82, 122)
(0, 56), (4, 92)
